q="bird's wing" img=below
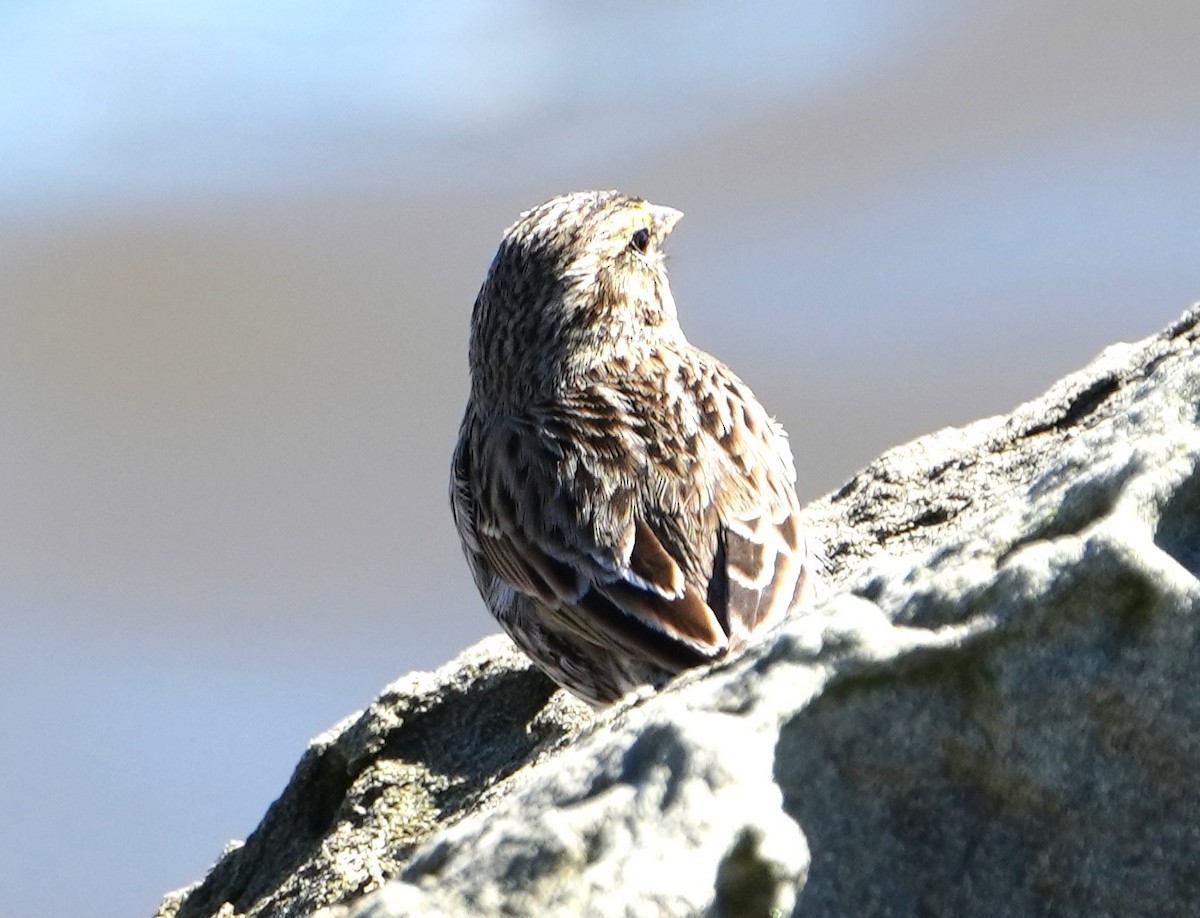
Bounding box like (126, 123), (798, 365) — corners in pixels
(678, 359), (809, 643)
(459, 405), (729, 672)
(717, 444), (808, 640)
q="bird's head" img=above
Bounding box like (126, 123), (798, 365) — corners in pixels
(469, 190), (684, 403)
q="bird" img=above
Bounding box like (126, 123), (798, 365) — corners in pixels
(450, 190), (811, 707)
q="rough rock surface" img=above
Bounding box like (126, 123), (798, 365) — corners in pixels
(156, 307), (1200, 917)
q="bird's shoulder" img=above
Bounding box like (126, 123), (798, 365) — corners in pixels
(600, 343), (799, 509)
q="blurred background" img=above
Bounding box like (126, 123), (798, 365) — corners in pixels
(1, 2), (1197, 915)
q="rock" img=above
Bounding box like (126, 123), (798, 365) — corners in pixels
(156, 306), (1200, 917)
(154, 638), (592, 918)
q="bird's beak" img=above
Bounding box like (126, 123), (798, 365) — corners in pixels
(650, 205), (684, 238)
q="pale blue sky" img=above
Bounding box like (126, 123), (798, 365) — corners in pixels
(0, 1), (949, 212)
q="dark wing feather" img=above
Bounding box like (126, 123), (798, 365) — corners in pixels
(681, 358), (809, 643)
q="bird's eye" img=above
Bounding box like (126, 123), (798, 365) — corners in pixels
(630, 228), (651, 253)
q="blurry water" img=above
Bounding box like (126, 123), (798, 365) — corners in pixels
(1, 3), (1198, 916)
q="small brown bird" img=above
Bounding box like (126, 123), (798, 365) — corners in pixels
(450, 190), (810, 707)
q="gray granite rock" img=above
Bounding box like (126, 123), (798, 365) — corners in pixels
(154, 638), (593, 918)
(157, 306), (1200, 918)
